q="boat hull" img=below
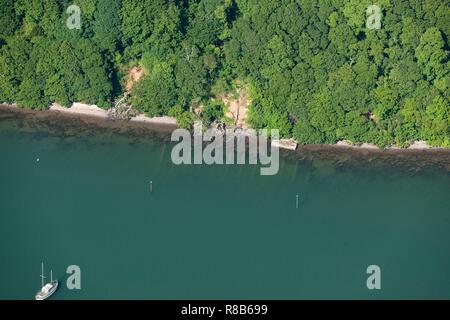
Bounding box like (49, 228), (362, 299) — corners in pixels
(35, 281), (58, 300)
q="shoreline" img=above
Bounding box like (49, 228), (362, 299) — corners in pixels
(1, 104), (449, 172)
(1, 103), (177, 132)
(332, 140), (445, 151)
(48, 102), (177, 125)
(1, 103), (449, 154)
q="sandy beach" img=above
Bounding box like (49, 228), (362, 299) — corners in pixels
(0, 103), (178, 134)
(50, 103), (108, 118)
(130, 114), (177, 125)
(48, 102), (177, 125)
(334, 140), (439, 151)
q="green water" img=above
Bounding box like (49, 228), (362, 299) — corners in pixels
(0, 117), (449, 300)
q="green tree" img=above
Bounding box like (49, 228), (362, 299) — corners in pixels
(202, 100), (224, 124)
(0, 0), (20, 40)
(93, 0), (122, 55)
(421, 95), (450, 147)
(132, 62), (177, 116)
(415, 28), (448, 84)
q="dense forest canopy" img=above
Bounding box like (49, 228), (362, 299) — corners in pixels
(0, 0), (448, 147)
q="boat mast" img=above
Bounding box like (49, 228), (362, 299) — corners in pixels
(40, 262), (46, 288)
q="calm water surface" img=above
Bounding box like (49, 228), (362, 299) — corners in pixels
(0, 117), (449, 299)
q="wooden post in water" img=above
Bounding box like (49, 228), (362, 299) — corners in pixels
(150, 180), (153, 193)
(296, 194), (299, 209)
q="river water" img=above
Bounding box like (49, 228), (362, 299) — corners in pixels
(0, 113), (449, 299)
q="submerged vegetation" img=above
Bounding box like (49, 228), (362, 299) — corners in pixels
(0, 0), (448, 147)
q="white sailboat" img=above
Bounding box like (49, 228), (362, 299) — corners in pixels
(35, 262), (58, 300)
